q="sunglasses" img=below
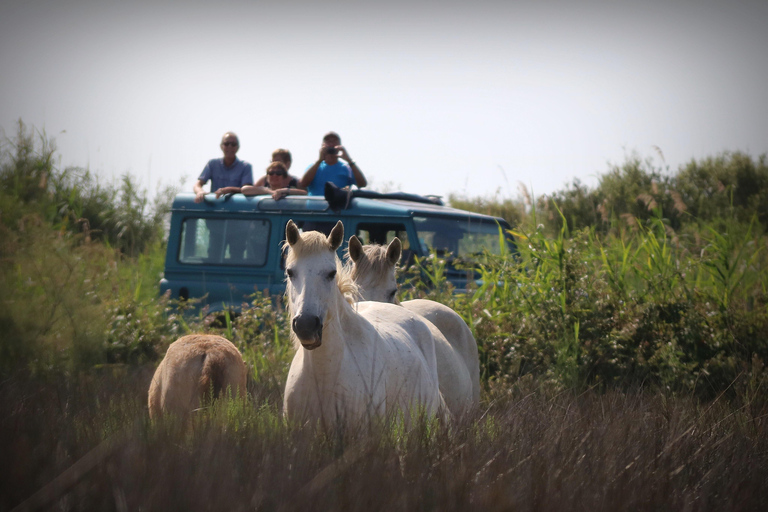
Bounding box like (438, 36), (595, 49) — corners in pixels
(267, 171), (286, 176)
(222, 141), (238, 147)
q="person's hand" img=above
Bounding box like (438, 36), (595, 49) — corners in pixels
(215, 188), (226, 198)
(272, 188), (288, 200)
(195, 191), (206, 203)
(338, 146), (352, 162)
(318, 147), (327, 162)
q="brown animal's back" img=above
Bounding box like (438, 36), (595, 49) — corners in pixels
(148, 334), (247, 419)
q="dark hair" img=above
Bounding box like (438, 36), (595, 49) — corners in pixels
(322, 131), (341, 143)
(271, 148), (292, 165)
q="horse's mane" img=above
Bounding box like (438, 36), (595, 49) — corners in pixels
(284, 231), (359, 305)
(336, 261), (359, 304)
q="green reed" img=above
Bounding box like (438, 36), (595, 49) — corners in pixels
(436, 200), (768, 398)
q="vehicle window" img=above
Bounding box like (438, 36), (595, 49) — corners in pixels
(296, 220), (338, 236)
(356, 222), (413, 266)
(413, 216), (509, 259)
(179, 217), (270, 266)
(355, 223), (409, 247)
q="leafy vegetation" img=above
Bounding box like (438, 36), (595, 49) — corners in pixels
(0, 121), (179, 375)
(430, 214), (767, 401)
(1, 122), (767, 510)
(450, 151), (768, 237)
(0, 119), (176, 256)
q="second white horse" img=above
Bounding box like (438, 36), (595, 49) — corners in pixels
(346, 235), (480, 416)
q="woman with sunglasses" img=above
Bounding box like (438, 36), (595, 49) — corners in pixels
(243, 161), (307, 200)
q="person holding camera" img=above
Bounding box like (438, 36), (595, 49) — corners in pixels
(193, 132), (254, 203)
(299, 131), (367, 196)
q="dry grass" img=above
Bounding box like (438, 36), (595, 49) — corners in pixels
(2, 371), (766, 512)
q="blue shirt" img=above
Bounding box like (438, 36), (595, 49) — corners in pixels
(306, 161), (355, 196)
(198, 158), (253, 191)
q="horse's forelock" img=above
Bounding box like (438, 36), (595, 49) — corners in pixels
(284, 230), (334, 265)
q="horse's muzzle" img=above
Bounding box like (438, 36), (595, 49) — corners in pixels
(292, 314), (323, 350)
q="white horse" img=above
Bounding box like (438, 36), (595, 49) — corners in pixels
(148, 334), (248, 420)
(282, 220), (444, 429)
(346, 236), (480, 414)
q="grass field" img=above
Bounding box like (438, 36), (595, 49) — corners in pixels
(2, 124), (768, 510)
(3, 369), (767, 511)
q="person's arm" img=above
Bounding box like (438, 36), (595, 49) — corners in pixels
(272, 187), (308, 200)
(194, 179), (207, 203)
(214, 186), (246, 198)
(214, 163), (253, 198)
(195, 161), (215, 202)
(299, 147), (326, 189)
(241, 185), (271, 196)
(349, 161), (366, 188)
(338, 146), (367, 188)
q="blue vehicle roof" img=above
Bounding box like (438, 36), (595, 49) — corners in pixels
(171, 193), (509, 224)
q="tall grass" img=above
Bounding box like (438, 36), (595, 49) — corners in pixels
(433, 203), (768, 399)
(3, 374), (766, 511)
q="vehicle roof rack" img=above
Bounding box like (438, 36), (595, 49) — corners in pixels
(323, 182), (444, 211)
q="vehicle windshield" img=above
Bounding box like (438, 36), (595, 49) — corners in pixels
(413, 215), (513, 260)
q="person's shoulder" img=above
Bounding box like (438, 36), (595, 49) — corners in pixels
(233, 158), (252, 173)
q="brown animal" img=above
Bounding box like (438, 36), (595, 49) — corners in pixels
(148, 334), (248, 419)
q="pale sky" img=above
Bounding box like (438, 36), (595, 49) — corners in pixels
(1, 0), (766, 202)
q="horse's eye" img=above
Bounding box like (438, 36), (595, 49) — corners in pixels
(286, 268), (295, 279)
(327, 270), (337, 280)
(388, 290), (397, 301)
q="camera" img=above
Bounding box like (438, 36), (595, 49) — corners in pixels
(325, 146), (338, 156)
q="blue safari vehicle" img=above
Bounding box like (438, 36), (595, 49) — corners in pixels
(160, 188), (515, 313)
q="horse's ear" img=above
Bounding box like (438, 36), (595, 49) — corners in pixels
(286, 220), (300, 246)
(386, 237), (402, 266)
(328, 220), (344, 251)
(348, 235), (364, 263)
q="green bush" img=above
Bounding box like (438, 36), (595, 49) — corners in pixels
(0, 121), (180, 376)
(448, 191), (525, 229)
(1, 119), (175, 257)
(675, 151), (768, 225)
(437, 208), (768, 399)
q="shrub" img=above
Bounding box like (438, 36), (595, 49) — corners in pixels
(1, 119), (175, 257)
